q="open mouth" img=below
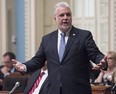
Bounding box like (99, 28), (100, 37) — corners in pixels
(62, 22), (69, 25)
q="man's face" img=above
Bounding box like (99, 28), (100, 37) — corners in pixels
(3, 55), (13, 68)
(54, 7), (72, 32)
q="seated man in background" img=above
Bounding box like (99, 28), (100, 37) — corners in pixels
(0, 52), (16, 90)
(24, 62), (49, 94)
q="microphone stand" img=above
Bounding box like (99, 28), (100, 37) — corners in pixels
(8, 82), (20, 94)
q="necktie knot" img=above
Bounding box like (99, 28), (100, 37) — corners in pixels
(60, 32), (66, 37)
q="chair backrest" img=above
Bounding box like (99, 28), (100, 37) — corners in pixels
(2, 72), (30, 93)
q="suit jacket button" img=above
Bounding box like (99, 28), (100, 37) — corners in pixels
(60, 65), (62, 68)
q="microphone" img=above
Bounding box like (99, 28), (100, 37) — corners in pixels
(104, 78), (108, 86)
(9, 81), (20, 94)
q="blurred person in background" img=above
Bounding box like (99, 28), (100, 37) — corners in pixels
(0, 52), (16, 90)
(95, 51), (116, 86)
(24, 62), (48, 94)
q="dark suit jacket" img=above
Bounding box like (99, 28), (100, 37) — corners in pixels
(24, 26), (104, 94)
(24, 69), (48, 94)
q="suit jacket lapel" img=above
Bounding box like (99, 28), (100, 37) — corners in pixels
(50, 30), (60, 62)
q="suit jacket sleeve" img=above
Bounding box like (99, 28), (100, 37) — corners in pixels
(85, 31), (104, 64)
(24, 36), (46, 73)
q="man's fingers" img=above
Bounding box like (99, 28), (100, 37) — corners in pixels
(11, 59), (25, 71)
(92, 65), (100, 70)
(13, 63), (17, 67)
(13, 63), (24, 71)
(97, 62), (103, 67)
(12, 59), (22, 66)
(92, 57), (107, 70)
(12, 59), (17, 64)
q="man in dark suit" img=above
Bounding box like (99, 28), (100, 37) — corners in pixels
(24, 63), (48, 94)
(13, 2), (107, 94)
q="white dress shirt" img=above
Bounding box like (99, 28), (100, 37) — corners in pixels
(32, 70), (48, 94)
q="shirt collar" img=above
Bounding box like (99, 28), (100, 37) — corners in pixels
(41, 69), (48, 74)
(58, 26), (72, 37)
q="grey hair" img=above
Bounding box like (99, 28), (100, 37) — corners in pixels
(54, 2), (70, 16)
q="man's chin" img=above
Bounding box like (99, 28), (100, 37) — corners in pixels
(61, 26), (71, 32)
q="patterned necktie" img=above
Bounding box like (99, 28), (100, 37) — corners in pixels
(29, 71), (45, 94)
(59, 32), (66, 62)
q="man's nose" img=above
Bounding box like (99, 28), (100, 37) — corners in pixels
(64, 15), (68, 19)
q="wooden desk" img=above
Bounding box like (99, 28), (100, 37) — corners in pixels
(91, 85), (111, 94)
(0, 91), (23, 94)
